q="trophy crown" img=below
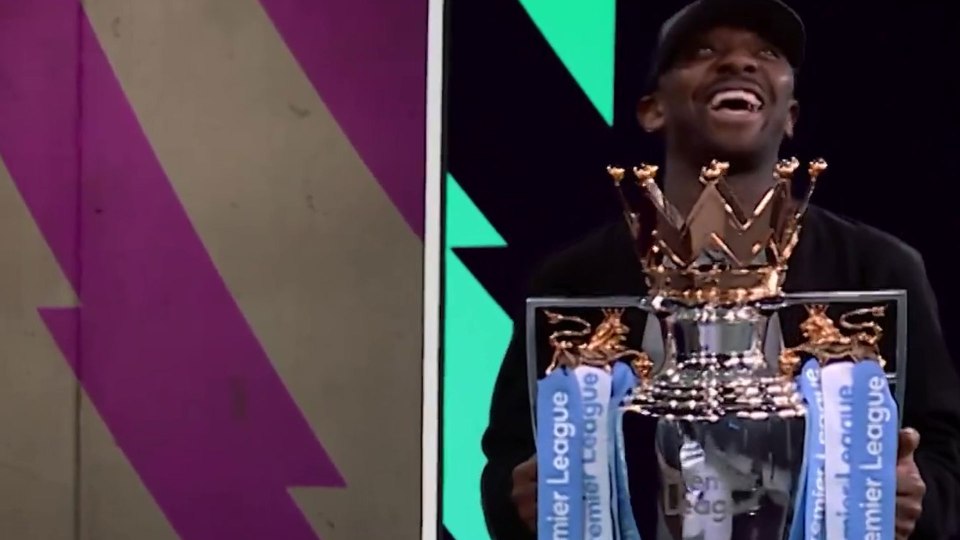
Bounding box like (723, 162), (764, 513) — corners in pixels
(609, 157), (828, 305)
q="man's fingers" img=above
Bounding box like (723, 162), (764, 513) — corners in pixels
(511, 455), (538, 532)
(516, 505), (536, 531)
(517, 499), (536, 529)
(896, 453), (926, 497)
(898, 428), (920, 459)
(895, 521), (915, 540)
(895, 494), (923, 540)
(895, 440), (924, 540)
(512, 455), (537, 481)
(511, 486), (536, 510)
(896, 470), (927, 497)
(511, 482), (537, 531)
(897, 495), (924, 519)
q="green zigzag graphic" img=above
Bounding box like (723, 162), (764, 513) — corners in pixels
(518, 0), (617, 125)
(443, 6), (617, 536)
(443, 174), (512, 540)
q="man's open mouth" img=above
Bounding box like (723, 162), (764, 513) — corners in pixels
(708, 89), (764, 113)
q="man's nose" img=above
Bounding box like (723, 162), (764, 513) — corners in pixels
(715, 50), (759, 75)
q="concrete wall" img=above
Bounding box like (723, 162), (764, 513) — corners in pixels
(0, 1), (426, 539)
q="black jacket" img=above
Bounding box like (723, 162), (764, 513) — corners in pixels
(480, 205), (960, 539)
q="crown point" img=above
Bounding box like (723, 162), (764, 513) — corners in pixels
(808, 158), (828, 177)
(701, 160), (729, 182)
(632, 164), (659, 184)
(607, 166), (626, 184)
(775, 157), (801, 180)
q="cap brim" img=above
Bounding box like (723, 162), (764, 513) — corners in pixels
(650, 0), (805, 87)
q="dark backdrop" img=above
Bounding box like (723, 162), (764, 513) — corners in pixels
(443, 1), (959, 538)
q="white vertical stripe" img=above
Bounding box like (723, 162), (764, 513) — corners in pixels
(421, 0), (444, 536)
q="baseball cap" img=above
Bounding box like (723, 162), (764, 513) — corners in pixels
(647, 0), (805, 88)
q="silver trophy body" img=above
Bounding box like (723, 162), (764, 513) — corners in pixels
(627, 302), (806, 540)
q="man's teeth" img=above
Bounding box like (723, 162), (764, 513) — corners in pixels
(710, 90), (762, 111)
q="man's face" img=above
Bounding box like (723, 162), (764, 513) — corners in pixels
(639, 26), (799, 163)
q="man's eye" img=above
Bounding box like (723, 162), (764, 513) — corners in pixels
(760, 48), (780, 59)
(696, 46), (715, 56)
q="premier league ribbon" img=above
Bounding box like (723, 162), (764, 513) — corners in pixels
(537, 362), (621, 540)
(821, 361), (855, 540)
(794, 358), (827, 540)
(609, 361), (641, 540)
(847, 361), (897, 540)
(575, 365), (615, 539)
(537, 367), (584, 540)
(805, 358), (898, 540)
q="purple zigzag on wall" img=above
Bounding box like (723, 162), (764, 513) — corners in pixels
(259, 0), (427, 238)
(0, 3), (343, 539)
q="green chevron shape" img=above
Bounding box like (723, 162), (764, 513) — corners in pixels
(446, 173), (506, 247)
(518, 0), (616, 125)
(443, 174), (512, 540)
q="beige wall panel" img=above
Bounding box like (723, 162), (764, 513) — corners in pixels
(0, 161), (77, 540)
(82, 1), (424, 538)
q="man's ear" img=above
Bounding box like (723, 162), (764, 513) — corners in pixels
(637, 94), (665, 133)
(784, 99), (799, 139)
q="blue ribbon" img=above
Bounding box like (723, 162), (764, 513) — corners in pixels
(608, 362), (642, 540)
(848, 361), (898, 540)
(794, 358), (827, 540)
(537, 368), (585, 540)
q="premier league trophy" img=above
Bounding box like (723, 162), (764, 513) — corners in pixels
(534, 159), (901, 540)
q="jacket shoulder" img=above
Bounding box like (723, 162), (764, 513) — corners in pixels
(527, 219), (638, 296)
(805, 205), (925, 278)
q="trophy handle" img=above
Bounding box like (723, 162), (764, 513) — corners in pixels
(780, 290), (907, 425)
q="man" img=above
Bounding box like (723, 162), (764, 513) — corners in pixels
(479, 0), (960, 539)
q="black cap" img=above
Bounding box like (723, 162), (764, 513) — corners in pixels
(647, 0), (805, 88)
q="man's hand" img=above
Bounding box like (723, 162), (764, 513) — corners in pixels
(511, 455), (537, 531)
(897, 428), (926, 540)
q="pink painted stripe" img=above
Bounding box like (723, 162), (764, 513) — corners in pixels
(0, 4), (343, 539)
(259, 0), (427, 238)
(0, 3), (81, 290)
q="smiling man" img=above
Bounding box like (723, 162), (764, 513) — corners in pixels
(479, 1), (960, 539)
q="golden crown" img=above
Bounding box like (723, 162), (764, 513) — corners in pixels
(607, 157), (827, 305)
